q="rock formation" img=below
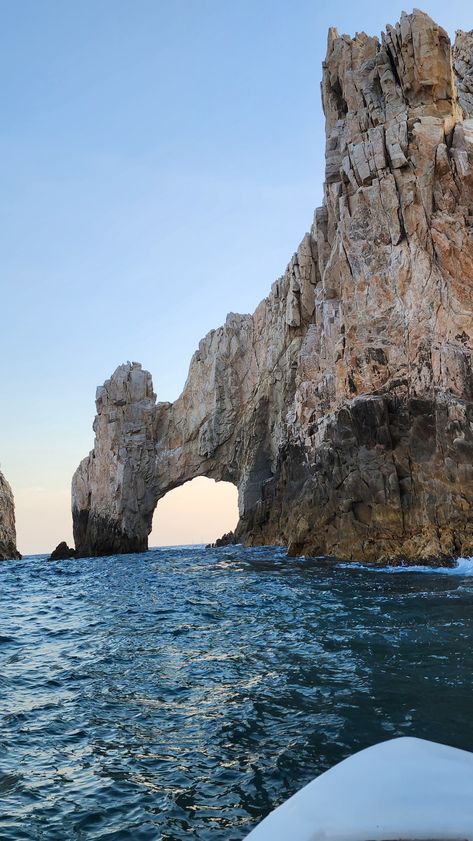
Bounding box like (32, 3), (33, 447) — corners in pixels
(49, 542), (76, 561)
(0, 470), (21, 560)
(73, 11), (473, 563)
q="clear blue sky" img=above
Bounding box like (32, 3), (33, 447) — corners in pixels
(1, 0), (471, 553)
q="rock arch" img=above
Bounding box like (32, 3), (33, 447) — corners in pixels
(73, 11), (473, 563)
(72, 239), (315, 557)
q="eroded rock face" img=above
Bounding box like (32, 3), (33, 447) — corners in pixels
(73, 11), (473, 563)
(0, 470), (21, 561)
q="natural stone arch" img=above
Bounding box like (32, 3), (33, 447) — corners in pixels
(150, 476), (238, 547)
(73, 12), (473, 563)
(72, 247), (313, 558)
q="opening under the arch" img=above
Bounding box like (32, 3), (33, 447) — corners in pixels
(150, 477), (239, 547)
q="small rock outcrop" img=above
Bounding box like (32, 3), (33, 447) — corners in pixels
(73, 12), (473, 563)
(49, 542), (76, 561)
(212, 532), (237, 548)
(0, 470), (21, 560)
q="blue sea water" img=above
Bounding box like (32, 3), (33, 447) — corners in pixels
(1, 545), (473, 840)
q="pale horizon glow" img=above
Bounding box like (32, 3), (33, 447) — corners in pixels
(150, 478), (239, 548)
(2, 0), (472, 555)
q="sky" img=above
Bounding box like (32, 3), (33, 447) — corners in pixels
(1, 0), (472, 555)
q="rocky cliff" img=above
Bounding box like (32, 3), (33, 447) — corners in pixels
(0, 470), (20, 560)
(73, 11), (473, 563)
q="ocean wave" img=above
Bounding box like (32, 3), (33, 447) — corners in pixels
(3, 544), (473, 839)
(338, 557), (473, 576)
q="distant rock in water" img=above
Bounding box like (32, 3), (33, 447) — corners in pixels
(0, 470), (21, 560)
(49, 542), (76, 561)
(212, 532), (236, 548)
(72, 11), (473, 564)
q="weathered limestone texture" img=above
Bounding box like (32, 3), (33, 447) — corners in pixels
(0, 470), (21, 560)
(73, 11), (473, 563)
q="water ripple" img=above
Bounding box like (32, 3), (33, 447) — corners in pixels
(1, 546), (473, 838)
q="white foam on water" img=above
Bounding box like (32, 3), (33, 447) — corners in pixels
(338, 556), (473, 576)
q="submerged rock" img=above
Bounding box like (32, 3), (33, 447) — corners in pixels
(73, 11), (473, 564)
(49, 542), (76, 561)
(0, 470), (21, 560)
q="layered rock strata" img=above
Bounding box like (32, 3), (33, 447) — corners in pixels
(0, 470), (21, 560)
(73, 11), (473, 563)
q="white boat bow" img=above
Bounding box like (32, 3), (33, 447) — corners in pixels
(244, 736), (473, 840)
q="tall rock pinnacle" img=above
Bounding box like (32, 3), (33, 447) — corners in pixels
(73, 11), (473, 563)
(0, 470), (21, 560)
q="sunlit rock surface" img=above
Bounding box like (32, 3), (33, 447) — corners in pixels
(0, 470), (20, 560)
(73, 11), (473, 563)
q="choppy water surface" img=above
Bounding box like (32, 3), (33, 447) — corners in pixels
(2, 546), (473, 840)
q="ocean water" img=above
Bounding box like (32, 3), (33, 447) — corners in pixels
(2, 546), (473, 840)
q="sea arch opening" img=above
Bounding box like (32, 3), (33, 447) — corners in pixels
(150, 477), (239, 547)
